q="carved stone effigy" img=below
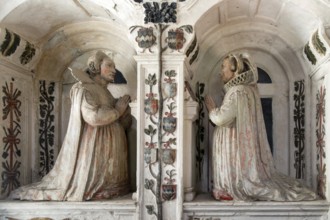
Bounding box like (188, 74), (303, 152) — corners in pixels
(208, 53), (318, 201)
(9, 52), (131, 201)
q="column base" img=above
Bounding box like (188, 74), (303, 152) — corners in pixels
(184, 187), (196, 201)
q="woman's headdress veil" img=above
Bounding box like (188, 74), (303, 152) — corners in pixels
(240, 53), (258, 82)
(230, 54), (244, 75)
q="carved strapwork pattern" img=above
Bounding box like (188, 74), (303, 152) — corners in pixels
(316, 85), (326, 199)
(1, 78), (22, 196)
(39, 81), (56, 177)
(293, 80), (305, 179)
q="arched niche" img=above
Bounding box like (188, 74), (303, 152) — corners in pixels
(190, 20), (313, 192)
(35, 20), (137, 97)
(31, 21), (138, 191)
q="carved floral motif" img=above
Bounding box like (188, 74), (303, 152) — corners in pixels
(293, 80), (305, 179)
(1, 78), (22, 196)
(143, 2), (177, 23)
(38, 81), (56, 177)
(316, 85), (326, 199)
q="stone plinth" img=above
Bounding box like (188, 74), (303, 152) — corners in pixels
(0, 194), (136, 220)
(183, 194), (329, 220)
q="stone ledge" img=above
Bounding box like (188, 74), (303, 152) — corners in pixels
(183, 194), (330, 220)
(0, 194), (137, 220)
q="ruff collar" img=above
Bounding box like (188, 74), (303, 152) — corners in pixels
(223, 69), (258, 92)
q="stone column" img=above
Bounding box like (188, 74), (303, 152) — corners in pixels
(183, 101), (198, 201)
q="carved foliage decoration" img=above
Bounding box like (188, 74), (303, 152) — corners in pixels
(161, 70), (177, 201)
(186, 34), (199, 65)
(0, 28), (37, 66)
(304, 44), (317, 65)
(293, 80), (305, 179)
(144, 73), (161, 219)
(145, 73), (159, 124)
(162, 169), (176, 200)
(195, 82), (205, 180)
(186, 34), (197, 57)
(20, 42), (36, 65)
(312, 31), (327, 56)
(143, 2), (177, 24)
(39, 81), (56, 177)
(144, 70), (178, 218)
(0, 29), (21, 57)
(316, 85), (326, 199)
(1, 78), (22, 196)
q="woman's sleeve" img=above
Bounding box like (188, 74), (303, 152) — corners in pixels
(81, 90), (120, 126)
(209, 91), (237, 127)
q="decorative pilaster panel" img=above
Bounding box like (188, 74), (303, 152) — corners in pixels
(134, 55), (188, 220)
(38, 81), (56, 177)
(130, 4), (196, 216)
(195, 82), (206, 183)
(0, 67), (32, 198)
(316, 85), (326, 199)
(1, 78), (22, 197)
(293, 80), (306, 179)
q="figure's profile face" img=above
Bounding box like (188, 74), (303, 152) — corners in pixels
(100, 58), (116, 83)
(221, 58), (235, 83)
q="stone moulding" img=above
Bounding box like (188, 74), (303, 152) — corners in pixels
(183, 194), (329, 219)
